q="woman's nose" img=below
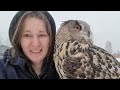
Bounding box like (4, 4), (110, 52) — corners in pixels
(31, 36), (40, 47)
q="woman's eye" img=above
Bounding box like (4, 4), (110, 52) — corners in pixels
(24, 34), (32, 37)
(39, 34), (47, 37)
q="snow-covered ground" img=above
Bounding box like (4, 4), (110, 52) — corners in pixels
(116, 58), (120, 62)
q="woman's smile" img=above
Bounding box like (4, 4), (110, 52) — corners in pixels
(30, 49), (43, 55)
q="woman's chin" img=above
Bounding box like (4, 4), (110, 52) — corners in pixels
(25, 50), (47, 63)
(29, 56), (44, 63)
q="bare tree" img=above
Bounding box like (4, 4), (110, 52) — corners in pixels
(117, 51), (120, 56)
(105, 41), (113, 54)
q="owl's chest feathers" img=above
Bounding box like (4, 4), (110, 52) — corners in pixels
(79, 43), (90, 51)
(57, 38), (92, 60)
(78, 37), (92, 51)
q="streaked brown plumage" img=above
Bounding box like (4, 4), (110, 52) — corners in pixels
(53, 20), (120, 79)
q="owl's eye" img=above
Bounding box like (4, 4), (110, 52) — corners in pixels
(75, 25), (82, 30)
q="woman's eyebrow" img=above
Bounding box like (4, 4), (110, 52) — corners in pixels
(22, 30), (47, 33)
(39, 31), (47, 33)
(23, 30), (31, 33)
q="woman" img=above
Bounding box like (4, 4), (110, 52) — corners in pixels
(0, 11), (60, 79)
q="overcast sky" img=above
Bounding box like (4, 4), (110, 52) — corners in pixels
(0, 11), (120, 53)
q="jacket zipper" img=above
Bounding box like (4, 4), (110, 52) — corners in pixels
(28, 67), (40, 79)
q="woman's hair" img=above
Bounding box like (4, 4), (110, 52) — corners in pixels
(11, 11), (53, 61)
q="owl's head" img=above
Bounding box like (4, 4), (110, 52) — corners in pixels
(61, 20), (93, 44)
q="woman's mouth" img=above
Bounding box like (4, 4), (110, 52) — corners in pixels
(30, 49), (42, 54)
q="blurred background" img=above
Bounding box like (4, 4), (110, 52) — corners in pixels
(0, 11), (120, 60)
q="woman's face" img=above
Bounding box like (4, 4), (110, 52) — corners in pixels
(20, 17), (50, 64)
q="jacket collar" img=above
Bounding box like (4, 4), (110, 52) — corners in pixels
(3, 48), (26, 70)
(3, 48), (49, 78)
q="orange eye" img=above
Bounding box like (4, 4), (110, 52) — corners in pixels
(75, 25), (81, 30)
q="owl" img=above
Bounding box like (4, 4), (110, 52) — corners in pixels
(53, 20), (120, 79)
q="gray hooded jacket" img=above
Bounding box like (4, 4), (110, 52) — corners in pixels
(0, 11), (59, 79)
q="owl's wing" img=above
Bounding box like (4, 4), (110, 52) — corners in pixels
(89, 45), (120, 79)
(54, 40), (120, 79)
